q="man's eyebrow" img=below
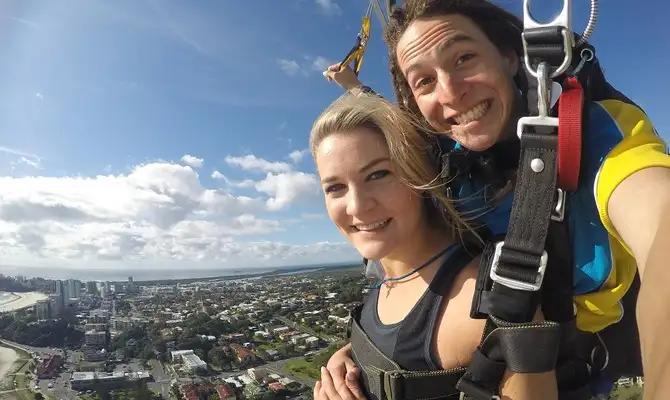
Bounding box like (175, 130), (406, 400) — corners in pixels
(320, 157), (390, 184)
(403, 33), (474, 77)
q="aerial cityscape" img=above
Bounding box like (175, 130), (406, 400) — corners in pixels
(0, 266), (365, 400)
(0, 266), (645, 400)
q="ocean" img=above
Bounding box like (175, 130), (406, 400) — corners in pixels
(0, 262), (359, 282)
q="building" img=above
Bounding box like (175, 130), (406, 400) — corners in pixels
(230, 344), (258, 365)
(81, 346), (108, 362)
(171, 349), (195, 362)
(247, 368), (267, 382)
(37, 355), (63, 378)
(182, 353), (208, 372)
(87, 309), (109, 324)
(216, 384), (236, 400)
(35, 299), (50, 320)
(84, 330), (107, 347)
(66, 279), (81, 300)
(49, 294), (64, 317)
(69, 371), (152, 391)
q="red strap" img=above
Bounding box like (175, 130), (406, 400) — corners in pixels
(557, 76), (584, 192)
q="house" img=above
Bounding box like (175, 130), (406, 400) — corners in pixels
(268, 382), (286, 392)
(247, 368), (267, 382)
(216, 384), (236, 400)
(230, 344), (257, 364)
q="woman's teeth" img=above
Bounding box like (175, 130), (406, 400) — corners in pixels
(355, 219), (391, 231)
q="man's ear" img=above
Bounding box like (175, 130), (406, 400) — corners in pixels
(503, 50), (520, 77)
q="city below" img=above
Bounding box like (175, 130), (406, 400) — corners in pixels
(0, 266), (644, 400)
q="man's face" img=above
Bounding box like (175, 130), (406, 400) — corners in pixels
(396, 14), (519, 151)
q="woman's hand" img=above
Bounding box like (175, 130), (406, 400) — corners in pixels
(313, 343), (366, 400)
(314, 366), (365, 400)
(322, 63), (363, 91)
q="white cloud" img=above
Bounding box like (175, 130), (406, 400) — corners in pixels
(277, 59), (305, 77)
(277, 56), (333, 77)
(0, 146), (42, 169)
(288, 149), (309, 164)
(0, 153), (353, 268)
(180, 154), (204, 168)
(315, 0), (342, 15)
(225, 155), (292, 174)
(211, 170), (227, 180)
(254, 171), (320, 211)
(311, 56), (334, 72)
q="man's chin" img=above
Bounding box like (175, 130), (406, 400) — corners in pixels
(449, 130), (500, 152)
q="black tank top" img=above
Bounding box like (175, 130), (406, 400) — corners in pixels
(359, 244), (473, 370)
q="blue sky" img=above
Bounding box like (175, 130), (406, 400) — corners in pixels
(0, 0), (668, 274)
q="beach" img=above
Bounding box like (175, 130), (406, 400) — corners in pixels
(0, 292), (48, 313)
(0, 346), (18, 381)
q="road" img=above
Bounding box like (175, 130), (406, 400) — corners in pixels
(147, 359), (172, 399)
(0, 339), (62, 357)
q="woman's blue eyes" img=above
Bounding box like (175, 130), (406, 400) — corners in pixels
(324, 170), (390, 193)
(367, 170), (389, 180)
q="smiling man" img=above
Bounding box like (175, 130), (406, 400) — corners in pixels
(321, 0), (670, 398)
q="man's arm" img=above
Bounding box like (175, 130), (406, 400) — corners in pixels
(608, 167), (670, 399)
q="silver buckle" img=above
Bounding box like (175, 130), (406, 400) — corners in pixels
(489, 242), (548, 292)
(522, 0), (574, 78)
(551, 188), (567, 222)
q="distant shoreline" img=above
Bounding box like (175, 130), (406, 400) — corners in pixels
(123, 262), (362, 286)
(0, 292), (48, 313)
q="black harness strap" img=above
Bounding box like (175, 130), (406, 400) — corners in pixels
(456, 26), (583, 399)
(349, 305), (465, 400)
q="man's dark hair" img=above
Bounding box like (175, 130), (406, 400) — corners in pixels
(384, 0), (524, 116)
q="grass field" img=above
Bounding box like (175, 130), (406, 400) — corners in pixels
(282, 345), (340, 382)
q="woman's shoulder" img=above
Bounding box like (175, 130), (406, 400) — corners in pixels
(431, 258), (486, 369)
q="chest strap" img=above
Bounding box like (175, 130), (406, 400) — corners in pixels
(349, 306), (465, 400)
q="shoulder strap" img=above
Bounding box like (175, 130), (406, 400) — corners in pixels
(456, 25), (599, 399)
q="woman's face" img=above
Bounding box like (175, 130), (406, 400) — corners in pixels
(315, 128), (426, 260)
(396, 13), (519, 151)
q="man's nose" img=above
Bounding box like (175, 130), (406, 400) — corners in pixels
(435, 72), (468, 106)
(346, 188), (375, 216)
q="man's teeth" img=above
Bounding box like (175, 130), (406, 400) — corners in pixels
(356, 219), (390, 231)
(454, 102), (490, 125)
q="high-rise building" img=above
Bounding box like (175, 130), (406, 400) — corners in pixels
(49, 294), (63, 317)
(86, 281), (98, 295)
(66, 279), (81, 300)
(35, 299), (51, 320)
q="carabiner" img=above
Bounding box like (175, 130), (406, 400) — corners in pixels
(522, 0), (574, 78)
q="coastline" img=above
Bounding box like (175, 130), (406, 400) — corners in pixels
(0, 291), (48, 313)
(0, 346), (18, 381)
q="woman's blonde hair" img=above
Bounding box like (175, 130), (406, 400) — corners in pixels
(310, 90), (477, 239)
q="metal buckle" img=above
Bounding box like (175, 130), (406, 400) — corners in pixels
(517, 63), (559, 140)
(522, 0), (574, 78)
(489, 242), (548, 292)
(551, 188), (566, 222)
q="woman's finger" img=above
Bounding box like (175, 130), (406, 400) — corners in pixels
(321, 366), (341, 400)
(346, 370), (366, 400)
(314, 381), (322, 400)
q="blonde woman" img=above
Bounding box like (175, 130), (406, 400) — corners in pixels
(310, 92), (553, 400)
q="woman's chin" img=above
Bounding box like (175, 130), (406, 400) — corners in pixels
(356, 243), (392, 261)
